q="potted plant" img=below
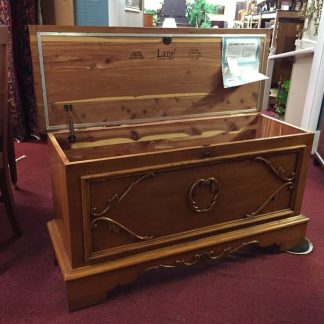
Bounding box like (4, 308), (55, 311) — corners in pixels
(275, 79), (290, 119)
(144, 9), (157, 27)
(186, 0), (223, 28)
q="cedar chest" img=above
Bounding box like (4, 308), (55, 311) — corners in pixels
(29, 26), (313, 311)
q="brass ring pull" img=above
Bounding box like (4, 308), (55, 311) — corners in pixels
(188, 177), (220, 213)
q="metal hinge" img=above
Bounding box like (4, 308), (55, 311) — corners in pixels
(64, 104), (76, 143)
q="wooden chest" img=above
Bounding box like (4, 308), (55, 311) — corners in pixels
(29, 26), (313, 311)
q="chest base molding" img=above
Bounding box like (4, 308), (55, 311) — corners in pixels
(48, 214), (308, 311)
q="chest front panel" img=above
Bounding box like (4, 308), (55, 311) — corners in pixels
(81, 148), (300, 261)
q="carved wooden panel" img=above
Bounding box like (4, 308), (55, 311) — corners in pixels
(81, 148), (301, 261)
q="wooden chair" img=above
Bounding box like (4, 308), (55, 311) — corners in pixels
(0, 25), (21, 237)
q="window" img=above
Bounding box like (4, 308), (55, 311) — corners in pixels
(125, 0), (142, 11)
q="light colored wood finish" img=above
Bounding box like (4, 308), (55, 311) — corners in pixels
(48, 111), (313, 311)
(257, 114), (306, 138)
(31, 27), (313, 311)
(60, 114), (260, 161)
(49, 212), (309, 310)
(48, 114), (313, 262)
(29, 26), (271, 132)
(41, 0), (75, 25)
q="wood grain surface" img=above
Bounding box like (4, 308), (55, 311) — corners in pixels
(29, 26), (271, 132)
(60, 114), (259, 161)
(38, 27), (314, 311)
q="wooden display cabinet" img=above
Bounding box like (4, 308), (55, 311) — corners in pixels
(29, 26), (313, 311)
(241, 10), (305, 86)
(270, 10), (305, 86)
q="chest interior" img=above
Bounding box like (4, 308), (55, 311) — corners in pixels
(29, 27), (288, 162)
(54, 113), (303, 162)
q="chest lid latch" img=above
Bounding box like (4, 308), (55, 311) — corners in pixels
(64, 104), (76, 143)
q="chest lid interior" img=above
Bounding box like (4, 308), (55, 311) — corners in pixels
(29, 26), (271, 132)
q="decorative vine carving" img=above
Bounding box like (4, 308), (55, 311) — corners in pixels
(245, 157), (295, 218)
(91, 172), (156, 217)
(90, 172), (156, 242)
(91, 216), (154, 241)
(253, 157), (295, 182)
(145, 240), (259, 271)
(245, 182), (294, 218)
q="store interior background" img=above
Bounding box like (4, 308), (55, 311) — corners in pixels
(1, 1), (324, 321)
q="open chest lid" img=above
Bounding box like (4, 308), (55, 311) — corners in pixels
(29, 26), (271, 133)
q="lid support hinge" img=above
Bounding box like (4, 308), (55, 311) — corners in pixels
(64, 104), (76, 143)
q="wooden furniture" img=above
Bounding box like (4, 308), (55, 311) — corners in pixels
(29, 26), (313, 311)
(0, 26), (21, 238)
(242, 10), (304, 86)
(41, 0), (75, 25)
(270, 10), (304, 86)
